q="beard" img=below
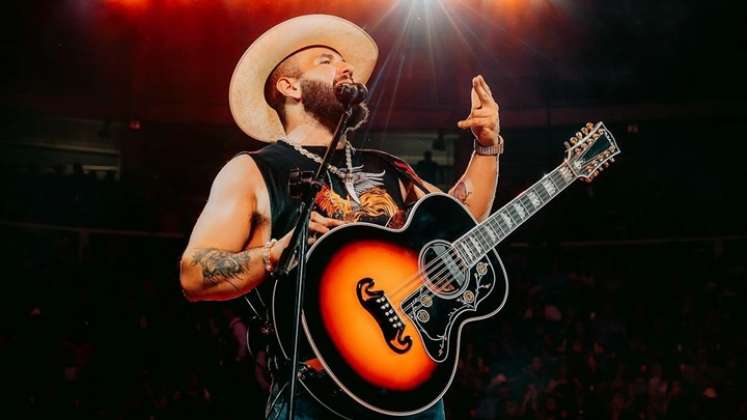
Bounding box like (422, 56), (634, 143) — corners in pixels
(300, 79), (369, 135)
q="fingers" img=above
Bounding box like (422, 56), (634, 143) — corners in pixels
(311, 211), (346, 227)
(308, 211), (348, 236)
(470, 107), (496, 118)
(270, 229), (294, 263)
(308, 220), (331, 235)
(457, 116), (497, 130)
(469, 86), (480, 111)
(470, 75), (497, 111)
(461, 75), (500, 133)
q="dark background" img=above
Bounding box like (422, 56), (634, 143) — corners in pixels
(2, 1), (746, 419)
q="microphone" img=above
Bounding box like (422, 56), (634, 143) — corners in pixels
(334, 82), (368, 106)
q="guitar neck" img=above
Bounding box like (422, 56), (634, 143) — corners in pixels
(454, 162), (576, 265)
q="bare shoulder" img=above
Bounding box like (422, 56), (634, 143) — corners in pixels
(215, 153), (260, 188)
(211, 154), (262, 197)
(183, 153), (269, 252)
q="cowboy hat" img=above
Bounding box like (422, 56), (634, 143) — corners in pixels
(229, 14), (378, 142)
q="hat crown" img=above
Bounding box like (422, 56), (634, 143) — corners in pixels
(229, 14), (378, 142)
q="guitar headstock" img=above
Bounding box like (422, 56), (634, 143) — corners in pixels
(564, 122), (621, 182)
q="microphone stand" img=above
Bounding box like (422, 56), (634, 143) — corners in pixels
(274, 98), (357, 420)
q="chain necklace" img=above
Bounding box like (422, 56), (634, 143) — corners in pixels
(279, 137), (365, 203)
(278, 137), (355, 180)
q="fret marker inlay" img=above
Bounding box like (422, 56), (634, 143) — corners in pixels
(528, 192), (541, 207)
(542, 179), (557, 195)
(500, 213), (514, 228)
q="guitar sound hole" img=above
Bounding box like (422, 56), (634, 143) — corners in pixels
(419, 240), (467, 297)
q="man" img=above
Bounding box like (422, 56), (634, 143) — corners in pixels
(179, 14), (503, 419)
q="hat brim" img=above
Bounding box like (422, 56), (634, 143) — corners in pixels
(229, 14), (378, 142)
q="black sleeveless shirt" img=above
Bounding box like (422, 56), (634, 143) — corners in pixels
(240, 141), (427, 240)
(238, 141), (430, 383)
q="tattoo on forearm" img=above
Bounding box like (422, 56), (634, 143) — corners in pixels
(450, 179), (472, 204)
(191, 248), (251, 287)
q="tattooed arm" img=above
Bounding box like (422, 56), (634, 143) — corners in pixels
(450, 75), (501, 221)
(408, 76), (501, 222)
(179, 155), (275, 301)
(182, 247), (268, 301)
(448, 153), (499, 222)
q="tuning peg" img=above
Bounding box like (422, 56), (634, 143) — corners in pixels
(576, 131), (584, 139)
(610, 158), (615, 163)
(564, 141), (572, 149)
(586, 122), (594, 130)
(604, 162), (610, 168)
(580, 127), (589, 135)
(570, 138), (578, 145)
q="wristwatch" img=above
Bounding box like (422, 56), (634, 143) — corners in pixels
(474, 135), (504, 156)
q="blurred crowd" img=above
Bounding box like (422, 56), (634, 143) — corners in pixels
(0, 163), (190, 233)
(443, 244), (745, 419)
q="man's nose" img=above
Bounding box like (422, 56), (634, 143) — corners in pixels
(337, 61), (354, 81)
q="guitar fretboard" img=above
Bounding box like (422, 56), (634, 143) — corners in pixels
(454, 162), (576, 265)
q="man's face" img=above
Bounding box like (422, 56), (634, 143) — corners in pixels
(294, 46), (354, 87)
(286, 46), (369, 133)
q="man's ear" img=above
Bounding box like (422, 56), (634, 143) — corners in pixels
(276, 77), (302, 101)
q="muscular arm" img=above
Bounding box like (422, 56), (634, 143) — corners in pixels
(451, 74), (501, 221)
(179, 154), (269, 302)
(408, 76), (501, 221)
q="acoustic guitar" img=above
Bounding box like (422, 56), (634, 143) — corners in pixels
(269, 122), (620, 417)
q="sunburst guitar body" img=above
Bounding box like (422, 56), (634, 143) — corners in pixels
(273, 193), (508, 417)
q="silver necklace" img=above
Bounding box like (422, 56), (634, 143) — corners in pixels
(280, 138), (362, 204)
(278, 138), (354, 180)
(279, 138), (384, 204)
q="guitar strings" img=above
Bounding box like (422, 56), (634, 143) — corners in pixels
(402, 170), (568, 314)
(395, 170), (570, 316)
(386, 185), (528, 305)
(390, 169), (562, 305)
(406, 135), (607, 302)
(391, 168), (564, 301)
(350, 164), (568, 307)
(402, 174), (570, 317)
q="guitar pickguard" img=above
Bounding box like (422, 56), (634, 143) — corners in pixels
(401, 256), (496, 363)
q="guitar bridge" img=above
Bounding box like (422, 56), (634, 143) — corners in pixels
(356, 277), (412, 354)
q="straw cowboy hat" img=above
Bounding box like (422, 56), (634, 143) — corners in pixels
(229, 14), (379, 142)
